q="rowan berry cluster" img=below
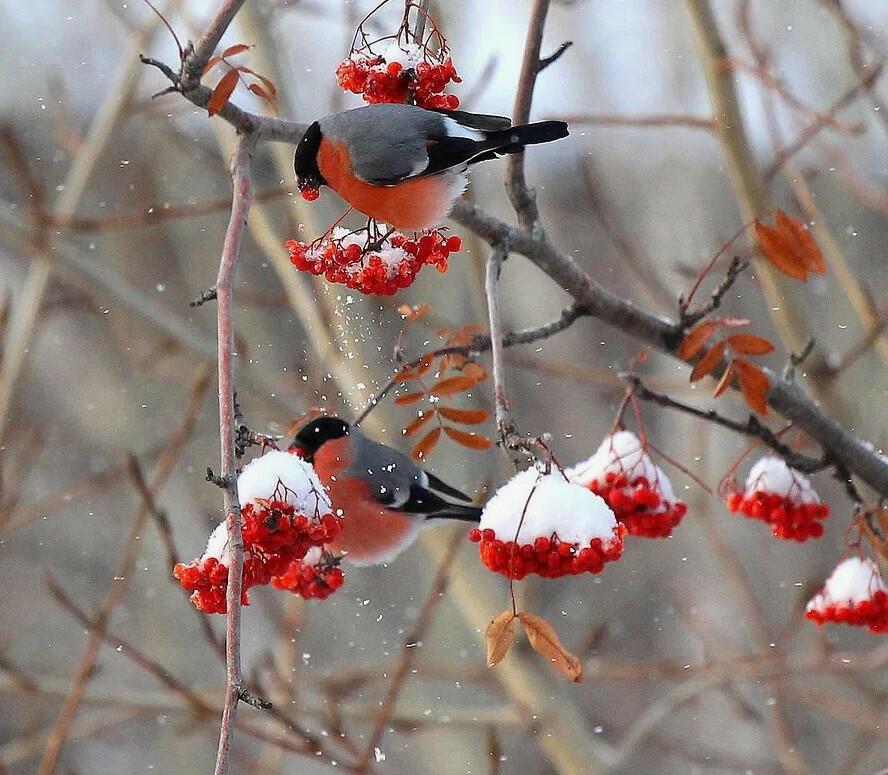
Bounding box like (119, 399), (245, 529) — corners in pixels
(336, 43), (461, 108)
(173, 451), (342, 614)
(806, 557), (888, 633)
(725, 456), (829, 541)
(287, 227), (461, 295)
(569, 431), (687, 538)
(272, 547), (345, 601)
(474, 469), (625, 580)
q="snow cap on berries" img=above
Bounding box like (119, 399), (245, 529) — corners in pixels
(725, 455), (828, 541)
(570, 431), (676, 503)
(237, 449), (331, 516)
(805, 557), (888, 633)
(808, 557), (887, 609)
(744, 456), (819, 504)
(567, 431), (687, 538)
(481, 468), (618, 546)
(381, 42), (423, 70)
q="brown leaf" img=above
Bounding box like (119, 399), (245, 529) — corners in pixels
(690, 340), (726, 382)
(443, 426), (493, 450)
(238, 66), (278, 98)
(222, 43), (253, 58)
(202, 56), (222, 76)
(437, 407), (489, 425)
(397, 303), (431, 320)
(712, 361), (736, 398)
(726, 333), (775, 356)
(776, 210), (826, 274)
(208, 68), (239, 117)
(461, 362), (487, 382)
(518, 612), (583, 682)
(404, 410), (436, 438)
(248, 83), (272, 103)
(755, 221), (809, 281)
(734, 358), (769, 414)
(485, 610), (516, 668)
(394, 390), (425, 406)
(678, 321), (717, 361)
(430, 375), (477, 396)
(412, 427), (442, 461)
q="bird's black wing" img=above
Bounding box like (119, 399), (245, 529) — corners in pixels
(426, 108), (511, 131)
(426, 471), (474, 502)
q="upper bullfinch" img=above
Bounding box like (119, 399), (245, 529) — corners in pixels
(293, 104), (569, 230)
(287, 416), (481, 565)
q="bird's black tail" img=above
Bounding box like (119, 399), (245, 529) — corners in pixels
(486, 120), (569, 154)
(427, 503), (483, 523)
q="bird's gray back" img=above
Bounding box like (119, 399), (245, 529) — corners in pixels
(343, 428), (428, 508)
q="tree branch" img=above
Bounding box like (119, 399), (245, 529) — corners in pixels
(213, 132), (257, 775)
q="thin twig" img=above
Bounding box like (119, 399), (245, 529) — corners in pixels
(213, 132), (258, 775)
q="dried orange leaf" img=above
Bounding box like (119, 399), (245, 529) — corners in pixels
(430, 375), (477, 396)
(208, 68), (239, 116)
(404, 410), (436, 438)
(443, 426), (493, 450)
(518, 612), (583, 682)
(397, 303), (431, 320)
(776, 210), (826, 274)
(416, 354), (434, 375)
(394, 390), (425, 406)
(247, 83), (272, 103)
(238, 66), (278, 98)
(461, 362), (487, 382)
(733, 358), (769, 414)
(755, 221), (809, 281)
(222, 43), (253, 58)
(678, 321), (717, 361)
(712, 361), (736, 398)
(486, 610), (516, 668)
(412, 427), (442, 461)
(690, 340), (726, 382)
(202, 56), (222, 75)
(726, 333), (775, 356)
(437, 407), (489, 425)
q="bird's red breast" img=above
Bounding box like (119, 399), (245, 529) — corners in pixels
(313, 436), (421, 564)
(316, 137), (458, 230)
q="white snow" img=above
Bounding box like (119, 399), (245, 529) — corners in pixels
(237, 450), (332, 517)
(203, 522), (230, 564)
(480, 467), (619, 546)
(745, 456), (819, 504)
(807, 557), (887, 611)
(381, 42), (423, 69)
(568, 431), (677, 507)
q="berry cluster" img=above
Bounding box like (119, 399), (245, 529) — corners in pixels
(287, 227), (461, 295)
(725, 456), (829, 541)
(272, 548), (345, 601)
(569, 432), (687, 539)
(469, 527), (625, 580)
(174, 502), (342, 614)
(806, 558), (888, 633)
(475, 468), (625, 580)
(336, 43), (461, 108)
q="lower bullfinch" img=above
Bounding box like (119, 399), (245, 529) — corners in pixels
(287, 416), (481, 565)
(293, 104), (568, 230)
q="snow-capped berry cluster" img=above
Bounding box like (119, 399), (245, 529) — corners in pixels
(173, 451), (342, 614)
(568, 431), (687, 538)
(725, 456), (829, 541)
(469, 468), (625, 580)
(805, 557), (888, 633)
(336, 42), (461, 108)
(272, 547), (345, 601)
(287, 227), (460, 295)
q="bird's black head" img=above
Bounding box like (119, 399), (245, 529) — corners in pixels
(287, 416), (350, 460)
(293, 121), (327, 200)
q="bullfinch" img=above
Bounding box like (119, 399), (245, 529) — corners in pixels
(287, 416), (481, 565)
(293, 104), (568, 230)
